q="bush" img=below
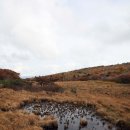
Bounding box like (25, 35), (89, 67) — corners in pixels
(0, 79), (24, 88)
(0, 69), (20, 80)
(114, 73), (130, 84)
(71, 87), (77, 94)
(42, 83), (64, 93)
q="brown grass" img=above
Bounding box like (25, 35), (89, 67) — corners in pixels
(0, 80), (130, 129)
(0, 110), (43, 130)
(0, 69), (20, 80)
(55, 80), (130, 123)
(41, 115), (58, 129)
(33, 62), (130, 83)
(0, 109), (58, 130)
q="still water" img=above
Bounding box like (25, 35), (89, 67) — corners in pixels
(24, 101), (117, 130)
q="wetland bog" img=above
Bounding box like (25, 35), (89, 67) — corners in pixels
(24, 101), (116, 130)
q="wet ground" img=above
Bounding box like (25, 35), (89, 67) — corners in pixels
(24, 101), (117, 130)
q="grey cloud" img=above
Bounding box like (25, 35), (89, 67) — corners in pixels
(0, 0), (130, 76)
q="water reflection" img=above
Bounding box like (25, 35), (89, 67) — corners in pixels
(24, 101), (116, 130)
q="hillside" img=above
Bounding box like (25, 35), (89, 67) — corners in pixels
(0, 69), (20, 80)
(34, 62), (130, 84)
(0, 63), (130, 130)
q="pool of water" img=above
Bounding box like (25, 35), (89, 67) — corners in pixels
(24, 101), (117, 130)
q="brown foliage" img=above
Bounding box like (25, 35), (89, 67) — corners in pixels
(33, 63), (130, 84)
(0, 69), (20, 80)
(0, 111), (44, 130)
(113, 73), (130, 84)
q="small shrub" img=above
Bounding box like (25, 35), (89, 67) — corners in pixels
(42, 83), (64, 93)
(0, 69), (20, 80)
(80, 118), (88, 127)
(71, 87), (77, 94)
(0, 79), (24, 88)
(114, 73), (130, 84)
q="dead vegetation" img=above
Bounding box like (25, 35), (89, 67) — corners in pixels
(55, 81), (130, 125)
(0, 63), (130, 129)
(0, 110), (58, 130)
(0, 69), (20, 80)
(0, 80), (130, 129)
(0, 111), (43, 130)
(55, 80), (130, 129)
(80, 118), (88, 127)
(33, 62), (130, 83)
(41, 115), (58, 130)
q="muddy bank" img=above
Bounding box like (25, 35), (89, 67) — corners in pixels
(24, 101), (117, 130)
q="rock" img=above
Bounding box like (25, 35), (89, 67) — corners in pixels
(80, 118), (88, 127)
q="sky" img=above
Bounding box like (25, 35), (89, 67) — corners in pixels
(0, 0), (130, 77)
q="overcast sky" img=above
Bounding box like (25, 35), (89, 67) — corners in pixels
(0, 0), (130, 77)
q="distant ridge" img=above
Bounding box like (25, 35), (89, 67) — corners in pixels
(33, 62), (130, 84)
(0, 69), (20, 80)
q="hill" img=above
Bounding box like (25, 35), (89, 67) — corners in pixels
(0, 69), (20, 80)
(0, 63), (130, 130)
(33, 62), (130, 84)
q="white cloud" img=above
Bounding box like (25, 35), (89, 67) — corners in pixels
(0, 0), (130, 77)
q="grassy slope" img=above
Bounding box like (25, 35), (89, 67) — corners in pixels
(0, 63), (130, 129)
(56, 80), (130, 123)
(0, 80), (130, 129)
(0, 69), (20, 80)
(34, 62), (130, 83)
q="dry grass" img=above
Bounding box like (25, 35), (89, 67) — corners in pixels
(0, 87), (82, 111)
(0, 109), (58, 130)
(41, 115), (58, 129)
(33, 62), (130, 83)
(0, 80), (130, 129)
(0, 87), (81, 130)
(56, 80), (130, 123)
(0, 110), (43, 130)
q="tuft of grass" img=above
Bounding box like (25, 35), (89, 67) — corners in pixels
(0, 111), (44, 130)
(41, 115), (58, 129)
(70, 87), (77, 94)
